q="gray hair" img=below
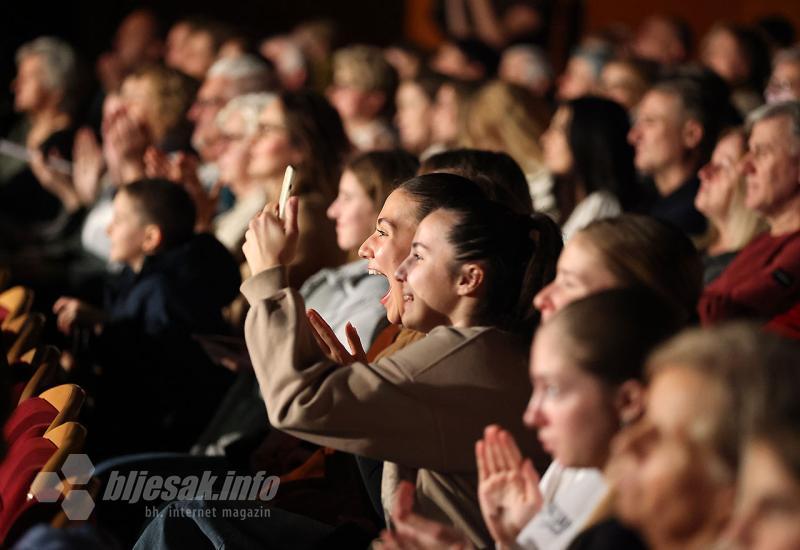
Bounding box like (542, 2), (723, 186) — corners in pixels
(206, 54), (276, 94)
(747, 100), (800, 148)
(216, 92), (276, 135)
(16, 36), (79, 113)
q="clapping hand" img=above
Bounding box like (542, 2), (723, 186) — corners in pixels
(306, 309), (367, 365)
(242, 197), (299, 277)
(476, 425), (543, 547)
(377, 481), (474, 550)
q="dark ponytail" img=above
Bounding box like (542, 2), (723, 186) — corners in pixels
(443, 198), (562, 332)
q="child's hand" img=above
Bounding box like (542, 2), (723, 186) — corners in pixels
(53, 297), (106, 335)
(242, 197), (299, 277)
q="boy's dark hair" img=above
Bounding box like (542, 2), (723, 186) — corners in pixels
(121, 179), (196, 250)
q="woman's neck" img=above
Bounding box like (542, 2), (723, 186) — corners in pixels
(707, 217), (740, 256)
(27, 107), (70, 148)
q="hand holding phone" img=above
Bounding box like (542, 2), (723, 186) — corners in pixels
(279, 165), (295, 219)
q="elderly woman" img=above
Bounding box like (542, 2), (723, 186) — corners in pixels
(0, 36), (80, 229)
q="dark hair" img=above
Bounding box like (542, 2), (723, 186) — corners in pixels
(550, 287), (684, 386)
(454, 39), (500, 78)
(120, 179), (196, 250)
(346, 150), (419, 208)
(578, 215), (703, 322)
(419, 148), (533, 215)
(279, 90), (351, 203)
(404, 174), (562, 331)
(408, 70), (448, 102)
(561, 95), (638, 211)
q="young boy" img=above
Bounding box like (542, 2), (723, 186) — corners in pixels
(54, 178), (240, 457)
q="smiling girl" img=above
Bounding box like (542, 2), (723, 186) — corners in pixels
(240, 173), (562, 546)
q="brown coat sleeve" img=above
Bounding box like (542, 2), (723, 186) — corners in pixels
(242, 267), (451, 470)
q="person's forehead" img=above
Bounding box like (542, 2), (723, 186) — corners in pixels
(751, 115), (794, 143)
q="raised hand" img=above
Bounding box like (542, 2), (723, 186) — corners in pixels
(242, 197), (299, 277)
(72, 127), (105, 205)
(53, 297), (106, 335)
(306, 309), (367, 365)
(476, 425), (543, 546)
(378, 481), (474, 550)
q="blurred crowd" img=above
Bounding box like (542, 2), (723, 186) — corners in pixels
(1, 2), (800, 549)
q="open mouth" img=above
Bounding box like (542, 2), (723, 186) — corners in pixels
(367, 267), (392, 305)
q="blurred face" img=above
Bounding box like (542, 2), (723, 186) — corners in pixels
(610, 366), (733, 545)
(431, 84), (460, 146)
(328, 66), (375, 122)
(119, 75), (155, 135)
(13, 55), (51, 113)
(106, 191), (148, 268)
(359, 189), (420, 325)
(180, 30), (216, 79)
(541, 106), (574, 175)
(600, 62), (646, 111)
(729, 440), (800, 550)
(396, 81), (433, 154)
(115, 11), (158, 67)
(634, 17), (686, 66)
(742, 115), (800, 216)
(701, 29), (747, 85)
(524, 324), (619, 467)
(394, 209), (461, 332)
(557, 56), (596, 101)
(247, 100), (298, 181)
(216, 111), (253, 190)
(327, 170), (378, 251)
(695, 132), (747, 220)
(188, 75), (233, 161)
(165, 22), (191, 70)
(499, 49), (550, 96)
(766, 61), (800, 104)
(628, 90), (686, 176)
(533, 235), (619, 323)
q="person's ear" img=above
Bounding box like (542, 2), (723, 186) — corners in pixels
(614, 380), (646, 427)
(142, 224), (163, 255)
(456, 262), (484, 296)
(682, 118), (704, 150)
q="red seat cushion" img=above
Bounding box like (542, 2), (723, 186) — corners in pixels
(0, 436), (57, 543)
(2, 398), (57, 448)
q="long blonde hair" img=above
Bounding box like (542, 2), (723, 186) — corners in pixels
(460, 80), (549, 176)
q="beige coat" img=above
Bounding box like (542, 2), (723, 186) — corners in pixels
(242, 267), (548, 548)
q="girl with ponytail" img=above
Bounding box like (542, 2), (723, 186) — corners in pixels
(239, 173), (563, 547)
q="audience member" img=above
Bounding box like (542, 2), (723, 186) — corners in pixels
(556, 46), (610, 101)
(540, 96), (636, 238)
(599, 57), (659, 112)
(632, 14), (693, 67)
(765, 46), (800, 104)
(96, 9), (164, 94)
(259, 34), (310, 91)
(429, 78), (478, 152)
(429, 38), (499, 81)
(628, 76), (723, 237)
(394, 73), (445, 158)
(328, 45), (399, 151)
(498, 44), (553, 97)
(695, 127), (767, 284)
(700, 101), (800, 330)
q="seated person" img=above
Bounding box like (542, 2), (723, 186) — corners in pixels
(54, 178), (240, 458)
(699, 101), (800, 331)
(694, 127), (766, 285)
(328, 45), (399, 151)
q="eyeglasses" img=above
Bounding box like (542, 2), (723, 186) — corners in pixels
(254, 122), (288, 136)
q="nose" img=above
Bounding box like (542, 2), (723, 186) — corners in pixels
(326, 198), (339, 220)
(740, 152), (755, 175)
(358, 234), (375, 260)
(522, 390), (545, 429)
(698, 161), (713, 182)
(394, 256), (411, 282)
(627, 125), (640, 146)
(533, 282), (554, 318)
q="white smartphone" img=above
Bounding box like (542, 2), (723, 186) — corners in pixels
(278, 165), (296, 219)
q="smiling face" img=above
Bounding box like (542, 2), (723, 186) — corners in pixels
(533, 235), (620, 323)
(729, 440), (800, 550)
(524, 323), (619, 467)
(358, 189), (420, 325)
(394, 209), (461, 332)
(106, 191), (150, 271)
(327, 169), (379, 251)
(742, 115), (800, 217)
(695, 131), (746, 220)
